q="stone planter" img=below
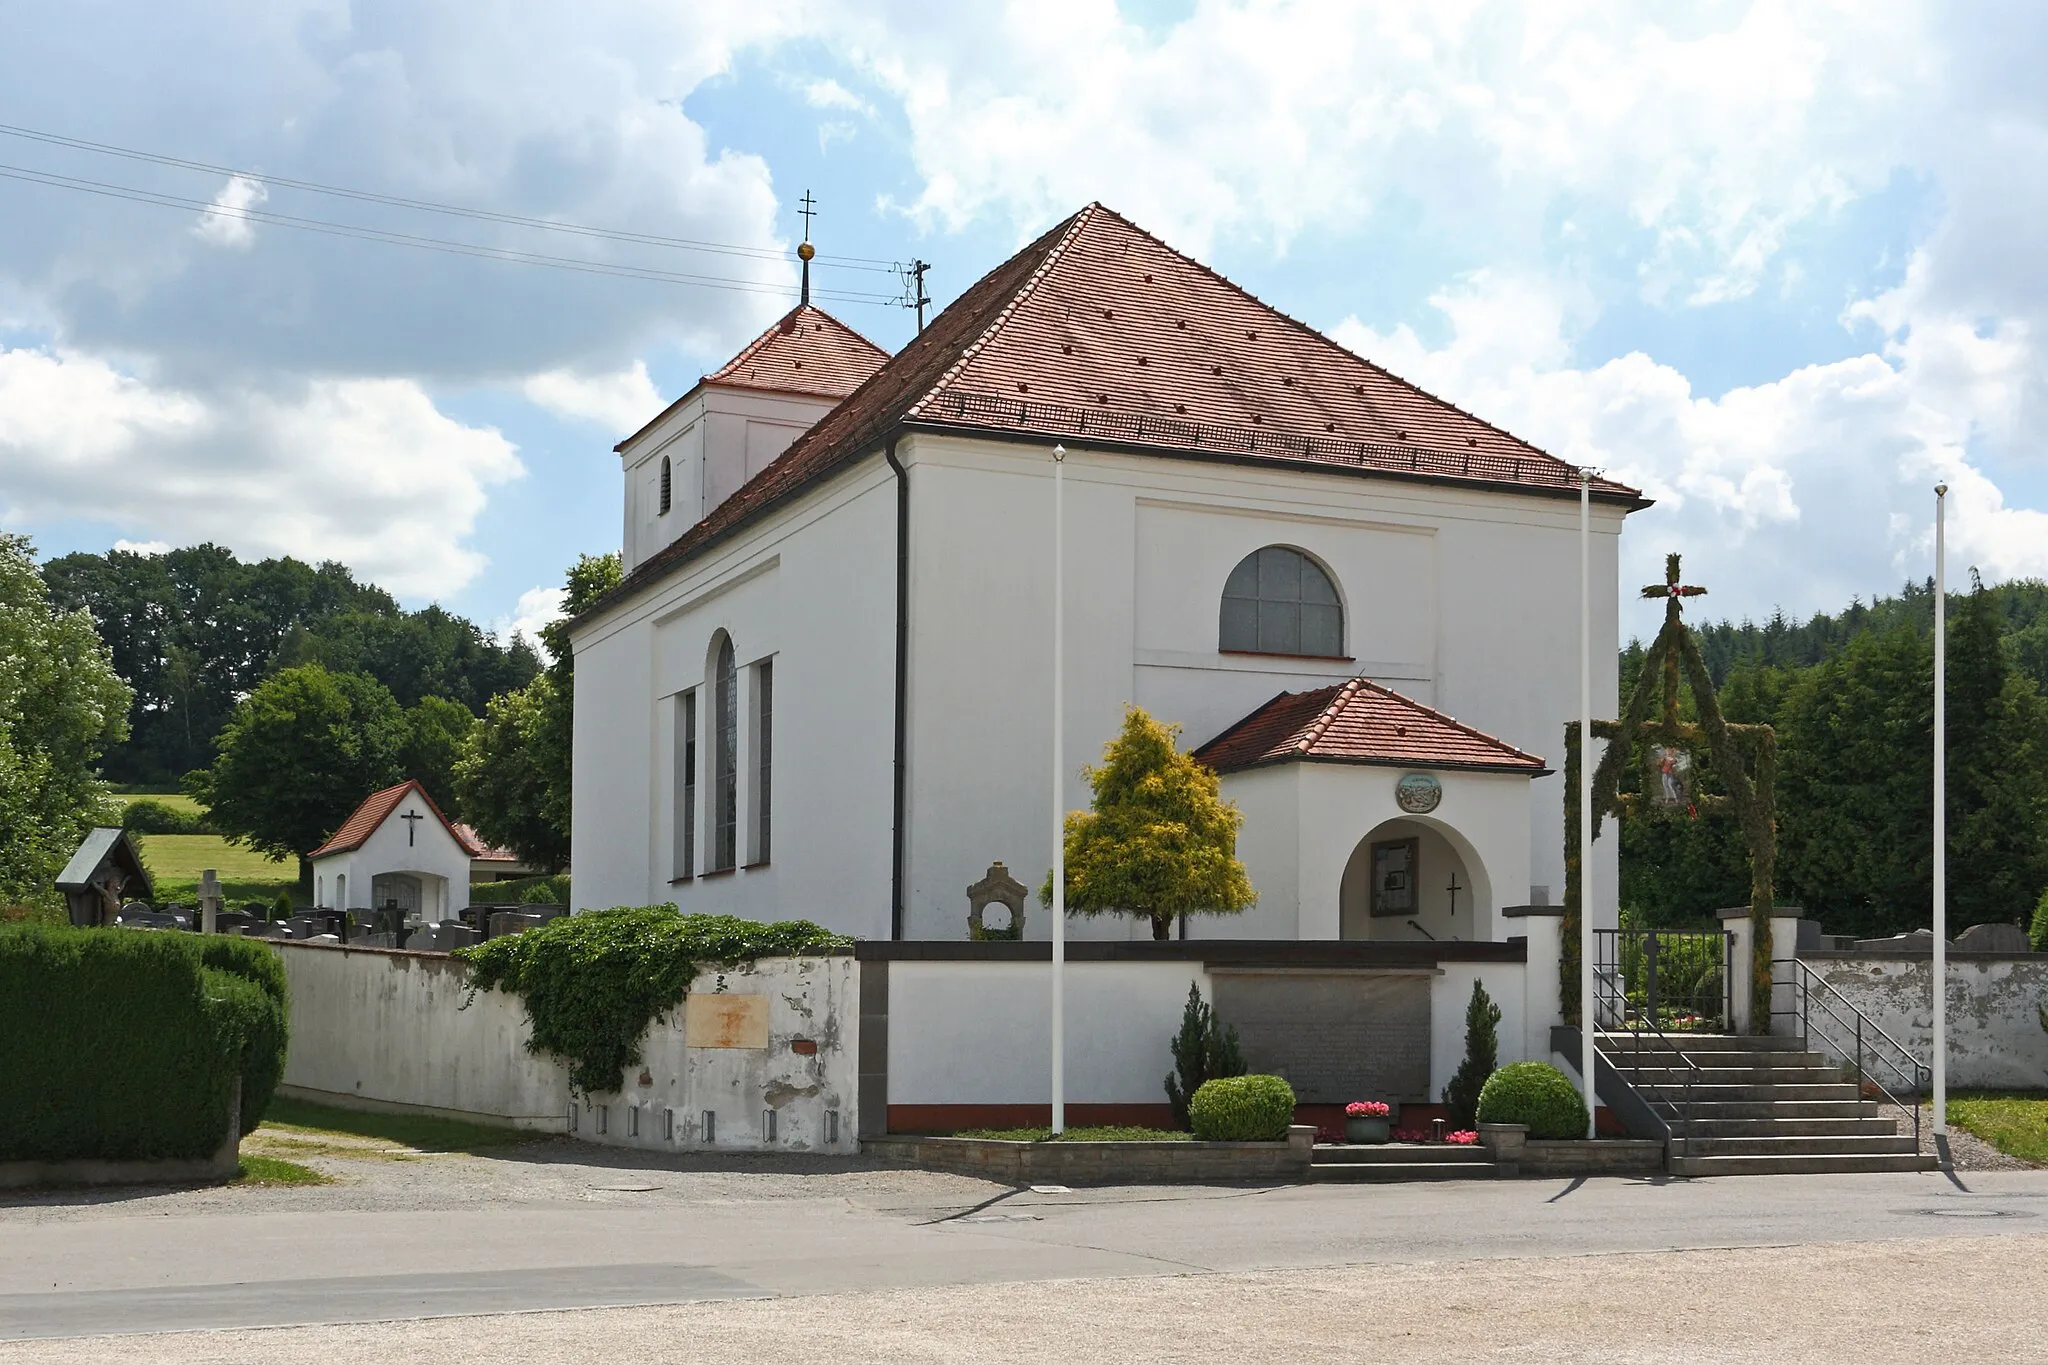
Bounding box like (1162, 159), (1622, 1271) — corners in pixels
(1344, 1116), (1391, 1144)
(1477, 1122), (1529, 1175)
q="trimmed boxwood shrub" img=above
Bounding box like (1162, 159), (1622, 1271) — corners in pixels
(1476, 1061), (1587, 1139)
(1187, 1074), (1296, 1141)
(0, 925), (289, 1161)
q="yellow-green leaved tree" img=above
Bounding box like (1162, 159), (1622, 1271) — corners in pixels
(1044, 707), (1255, 941)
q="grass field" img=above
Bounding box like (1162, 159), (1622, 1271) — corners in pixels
(1950, 1093), (2048, 1165)
(135, 832), (298, 906)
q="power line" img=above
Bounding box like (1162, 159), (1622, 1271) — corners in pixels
(0, 162), (902, 306)
(0, 120), (902, 272)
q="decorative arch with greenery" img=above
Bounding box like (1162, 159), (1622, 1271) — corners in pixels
(1563, 554), (1779, 1033)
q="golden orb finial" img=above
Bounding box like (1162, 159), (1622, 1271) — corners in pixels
(797, 241), (815, 261)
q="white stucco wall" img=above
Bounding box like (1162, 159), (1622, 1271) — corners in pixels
(273, 943), (859, 1150)
(575, 424), (1628, 949)
(885, 955), (1538, 1110)
(570, 457), (899, 937)
(886, 960), (1208, 1106)
(898, 432), (1622, 944)
(1802, 953), (2048, 1090)
(310, 799), (472, 921)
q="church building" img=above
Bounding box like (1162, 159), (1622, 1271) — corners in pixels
(568, 203), (1643, 946)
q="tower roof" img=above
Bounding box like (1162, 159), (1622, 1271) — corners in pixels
(587, 202), (1644, 623)
(705, 304), (890, 401)
(1192, 678), (1550, 775)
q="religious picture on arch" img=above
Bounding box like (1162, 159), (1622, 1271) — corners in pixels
(1369, 837), (1418, 917)
(1649, 746), (1693, 808)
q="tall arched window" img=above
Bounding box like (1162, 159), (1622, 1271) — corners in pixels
(1220, 546), (1343, 657)
(658, 456), (673, 516)
(711, 633), (738, 871)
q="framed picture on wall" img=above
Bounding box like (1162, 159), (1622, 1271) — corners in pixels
(1370, 837), (1419, 918)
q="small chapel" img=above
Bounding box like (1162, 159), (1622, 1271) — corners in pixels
(567, 203), (1645, 948)
(309, 780), (481, 920)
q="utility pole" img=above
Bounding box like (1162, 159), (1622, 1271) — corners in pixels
(900, 258), (931, 332)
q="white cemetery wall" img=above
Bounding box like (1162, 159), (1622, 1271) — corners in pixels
(883, 955), (1535, 1122)
(1799, 952), (2048, 1089)
(275, 941), (567, 1128)
(1430, 960), (1532, 1101)
(887, 960), (1207, 1111)
(273, 943), (860, 1150)
(574, 954), (860, 1154)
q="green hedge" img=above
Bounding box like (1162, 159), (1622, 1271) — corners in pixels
(0, 926), (289, 1161)
(121, 798), (215, 835)
(1187, 1074), (1296, 1141)
(1476, 1061), (1587, 1139)
(467, 873), (570, 906)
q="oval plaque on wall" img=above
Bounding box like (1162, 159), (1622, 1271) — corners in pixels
(1394, 772), (1442, 814)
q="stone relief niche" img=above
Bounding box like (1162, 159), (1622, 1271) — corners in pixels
(966, 861), (1027, 941)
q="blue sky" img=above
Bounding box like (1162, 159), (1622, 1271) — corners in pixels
(4, 1), (2046, 650)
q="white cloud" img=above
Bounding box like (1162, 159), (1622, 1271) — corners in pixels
(803, 78), (871, 114)
(1330, 264), (2048, 626)
(495, 585), (567, 660)
(832, 1), (1927, 277)
(0, 347), (522, 599)
(191, 175), (268, 250)
(111, 539), (170, 555)
(522, 361), (663, 435)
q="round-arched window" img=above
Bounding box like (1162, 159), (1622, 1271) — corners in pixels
(658, 456), (673, 516)
(1220, 546), (1343, 657)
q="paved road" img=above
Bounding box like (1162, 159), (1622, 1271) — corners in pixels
(4, 1146), (2047, 1343)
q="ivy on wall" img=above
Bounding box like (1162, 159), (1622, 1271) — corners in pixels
(457, 905), (850, 1095)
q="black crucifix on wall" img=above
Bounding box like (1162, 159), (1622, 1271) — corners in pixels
(399, 808), (424, 847)
(1562, 552), (1780, 1034)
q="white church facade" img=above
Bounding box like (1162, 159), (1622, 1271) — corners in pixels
(568, 204), (1641, 947)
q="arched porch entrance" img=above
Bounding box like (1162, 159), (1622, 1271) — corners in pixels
(1339, 816), (1494, 943)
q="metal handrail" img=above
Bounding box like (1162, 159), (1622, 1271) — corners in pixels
(1773, 956), (1926, 1151)
(1590, 969), (1703, 1149)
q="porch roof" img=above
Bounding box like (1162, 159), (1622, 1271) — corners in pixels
(1192, 677), (1551, 776)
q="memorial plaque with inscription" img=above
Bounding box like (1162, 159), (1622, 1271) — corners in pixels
(1208, 970), (1432, 1103)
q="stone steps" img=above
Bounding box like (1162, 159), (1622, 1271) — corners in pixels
(1595, 1032), (1932, 1178)
(1309, 1144), (1495, 1182)
(1670, 1152), (1937, 1177)
(1683, 1116), (1901, 1139)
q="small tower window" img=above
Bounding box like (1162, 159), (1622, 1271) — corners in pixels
(658, 456), (673, 517)
(1220, 546), (1344, 657)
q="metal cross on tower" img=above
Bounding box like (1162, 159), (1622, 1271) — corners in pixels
(398, 807), (424, 847)
(796, 190), (818, 307)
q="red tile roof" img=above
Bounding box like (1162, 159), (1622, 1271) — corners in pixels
(308, 780), (482, 859)
(1192, 678), (1550, 775)
(705, 304), (889, 400)
(583, 203), (1642, 625)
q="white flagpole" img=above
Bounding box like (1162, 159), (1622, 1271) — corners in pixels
(1051, 444), (1067, 1136)
(1933, 483), (1947, 1152)
(1580, 467), (1596, 1139)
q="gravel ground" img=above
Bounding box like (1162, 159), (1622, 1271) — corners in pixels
(0, 1135), (1007, 1227)
(1913, 1105), (2039, 1171)
(4, 1234), (2041, 1364)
